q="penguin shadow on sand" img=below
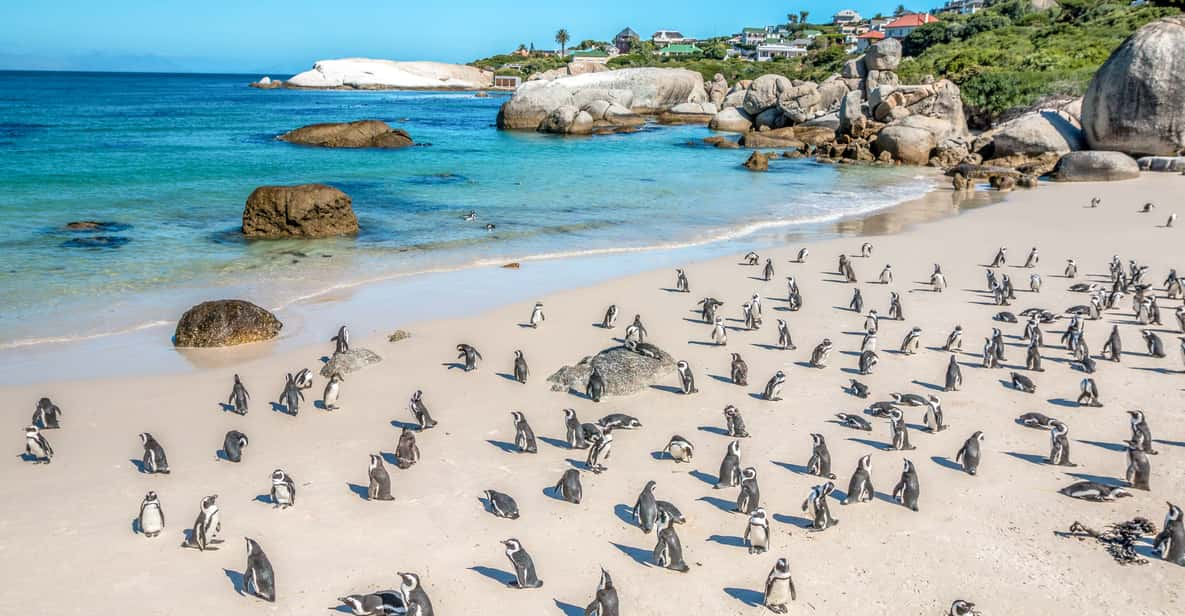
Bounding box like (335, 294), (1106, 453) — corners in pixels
(649, 384), (684, 395)
(541, 484), (569, 502)
(390, 419), (420, 431)
(553, 599), (585, 616)
(129, 458), (148, 473)
(847, 437), (892, 451)
(441, 362), (467, 370)
(770, 460), (811, 476)
(751, 343), (789, 351)
(217, 403), (237, 413)
(1077, 440), (1127, 452)
(1003, 451), (1047, 466)
(1154, 438), (1185, 448)
(613, 504), (636, 526)
(706, 533), (746, 548)
(269, 401), (292, 414)
(346, 483), (370, 500)
(486, 439), (519, 454)
(380, 452), (400, 466)
(910, 379), (945, 392)
(1046, 398), (1080, 408)
(223, 568), (245, 596)
(771, 512), (813, 528)
(697, 495), (736, 513)
(537, 436), (569, 450)
(724, 587), (764, 607)
(130, 518), (141, 534)
(215, 449), (232, 462)
(564, 458), (592, 471)
(697, 425), (729, 436)
(688, 469), (717, 486)
(469, 566), (517, 586)
(495, 372), (520, 383)
(610, 542), (652, 567)
(253, 493), (273, 505)
(18, 452), (38, 463)
(930, 455), (964, 473)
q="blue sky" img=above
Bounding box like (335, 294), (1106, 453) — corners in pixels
(1, 1), (916, 74)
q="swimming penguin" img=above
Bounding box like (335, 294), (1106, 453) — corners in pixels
(858, 350), (878, 375)
(368, 454), (395, 501)
(888, 408), (916, 451)
(716, 440), (743, 489)
(398, 572), (435, 616)
(847, 379), (870, 399)
(463, 210), (478, 221)
(730, 353), (748, 385)
(509, 411), (537, 454)
(485, 489), (520, 519)
(944, 355), (963, 392)
(652, 510), (690, 572)
(1048, 421), (1076, 466)
(723, 405), (749, 438)
(949, 600), (979, 616)
(227, 375), (250, 415)
(1142, 329), (1166, 358)
(292, 368), (313, 390)
(23, 426), (53, 463)
(1009, 371), (1036, 394)
(138, 491), (165, 537)
(809, 338), (833, 368)
(663, 435), (695, 463)
(802, 481), (839, 530)
(711, 316), (728, 346)
(1128, 410), (1157, 454)
(181, 494), (221, 550)
(222, 430), (248, 463)
(1016, 412), (1057, 429)
(900, 326), (922, 355)
(744, 507), (770, 554)
(30, 397), (62, 429)
(244, 538), (276, 602)
(278, 373), (304, 415)
(633, 480), (660, 533)
(322, 372), (344, 410)
(807, 433), (836, 479)
(602, 304), (618, 329)
(456, 344), (482, 371)
(844, 455), (874, 504)
(674, 360), (698, 394)
(776, 319), (795, 350)
(850, 288), (864, 313)
(762, 370), (786, 401)
(1059, 480), (1132, 501)
(1125, 441), (1151, 490)
(409, 390), (438, 430)
(485, 223), (496, 231)
(395, 427), (420, 469)
(554, 468), (583, 503)
(585, 568), (619, 616)
(878, 264), (893, 285)
(331, 325), (350, 355)
(674, 269), (689, 293)
(1154, 503), (1185, 565)
(763, 557), (797, 613)
(270, 469), (295, 509)
(892, 459), (921, 511)
(943, 325), (963, 352)
(585, 430), (613, 473)
(956, 431), (984, 475)
(139, 432), (170, 474)
(586, 367), (606, 402)
(835, 412), (872, 431)
(563, 409), (588, 449)
(528, 302), (545, 328)
(763, 258), (775, 281)
(923, 395), (947, 432)
(990, 246), (1007, 268)
(736, 467), (761, 514)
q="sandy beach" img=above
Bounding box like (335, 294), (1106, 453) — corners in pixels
(2, 174), (1183, 615)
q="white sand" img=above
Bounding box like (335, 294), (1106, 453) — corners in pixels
(2, 175), (1182, 615)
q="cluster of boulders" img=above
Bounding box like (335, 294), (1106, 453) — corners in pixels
(528, 62), (609, 82)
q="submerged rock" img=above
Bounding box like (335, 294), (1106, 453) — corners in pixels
(547, 343), (676, 397)
(174, 299), (282, 347)
(279, 120), (413, 148)
(320, 348), (381, 377)
(744, 151), (770, 171)
(242, 184), (359, 238)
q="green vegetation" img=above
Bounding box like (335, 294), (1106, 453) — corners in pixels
(468, 53), (569, 79)
(555, 29), (570, 56)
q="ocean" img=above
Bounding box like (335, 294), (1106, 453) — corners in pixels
(0, 70), (935, 349)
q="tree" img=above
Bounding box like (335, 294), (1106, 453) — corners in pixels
(516, 43), (527, 53)
(799, 10), (810, 25)
(555, 29), (570, 55)
(705, 41), (729, 59)
(786, 13), (798, 25)
(894, 5), (908, 16)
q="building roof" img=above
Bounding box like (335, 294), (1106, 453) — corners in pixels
(884, 13), (941, 28)
(659, 44), (702, 53)
(857, 31), (886, 39)
(615, 27), (638, 39)
(742, 27), (765, 34)
(653, 30), (685, 38)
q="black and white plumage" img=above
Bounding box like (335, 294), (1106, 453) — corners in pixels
(270, 469), (296, 508)
(1125, 441), (1151, 490)
(923, 395), (946, 432)
(736, 467), (760, 514)
(663, 435), (694, 463)
(835, 412), (872, 431)
(1077, 377), (1102, 407)
(554, 469), (583, 504)
(398, 572), (435, 616)
(949, 600), (979, 616)
(601, 304), (618, 329)
(900, 326), (922, 355)
(943, 325), (963, 352)
(849, 288), (864, 313)
(139, 432), (170, 474)
(321, 372), (344, 410)
(585, 431), (613, 474)
(887, 408), (916, 451)
(278, 372), (304, 415)
(527, 302), (545, 328)
(730, 353), (748, 385)
(652, 511), (690, 572)
(23, 426), (53, 463)
(227, 375), (249, 415)
(31, 397), (63, 429)
(944, 354), (962, 392)
(724, 405), (749, 438)
(1048, 421), (1075, 466)
(956, 431), (984, 476)
(182, 494), (220, 550)
(597, 413), (642, 431)
(801, 481), (838, 530)
(892, 459), (920, 511)
(456, 344), (482, 371)
(563, 408), (587, 449)
(843, 455), (874, 504)
(1059, 480), (1131, 501)
(409, 390), (438, 430)
(501, 538), (543, 588)
(807, 433), (836, 479)
(510, 411), (537, 454)
(395, 427), (420, 469)
(715, 440), (743, 489)
(775, 319), (795, 350)
(485, 489), (520, 519)
(858, 350), (878, 375)
(1154, 503), (1185, 565)
(1010, 371), (1036, 394)
(331, 325), (350, 354)
(585, 568), (619, 616)
(244, 537), (276, 602)
(337, 592), (406, 616)
(512, 350), (529, 384)
(809, 338), (833, 368)
(292, 368), (314, 390)
(1017, 412), (1057, 429)
(367, 454), (395, 501)
(633, 480), (659, 533)
(744, 507), (770, 554)
(847, 379), (870, 399)
(1127, 410), (1157, 454)
(762, 370), (786, 401)
(138, 491), (165, 537)
(1142, 329), (1166, 357)
(878, 264), (893, 285)
(222, 430), (248, 463)
(674, 268), (689, 293)
(586, 368), (606, 403)
(675, 360), (698, 394)
(763, 557), (797, 613)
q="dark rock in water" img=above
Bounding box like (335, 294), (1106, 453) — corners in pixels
(278, 120), (413, 148)
(63, 220), (131, 232)
(174, 299), (282, 347)
(743, 151), (769, 172)
(320, 348), (381, 377)
(61, 235), (130, 249)
(547, 343), (676, 398)
(242, 184), (358, 238)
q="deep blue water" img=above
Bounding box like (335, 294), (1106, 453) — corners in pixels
(0, 70), (933, 346)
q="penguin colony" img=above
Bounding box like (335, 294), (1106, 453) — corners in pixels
(13, 208), (1185, 615)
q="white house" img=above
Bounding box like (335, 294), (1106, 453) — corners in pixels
(938, 0), (986, 14)
(651, 30), (687, 44)
(741, 27), (767, 45)
(756, 42), (808, 61)
(832, 9), (863, 25)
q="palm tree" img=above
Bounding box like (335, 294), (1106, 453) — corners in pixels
(786, 13), (798, 25)
(555, 29), (570, 55)
(799, 10), (810, 25)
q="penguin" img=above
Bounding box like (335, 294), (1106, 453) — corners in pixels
(626, 314), (648, 344)
(674, 268), (689, 293)
(1102, 325), (1123, 362)
(586, 367), (606, 403)
(1180, 336), (1185, 370)
(1065, 259), (1078, 278)
(1010, 371), (1036, 394)
(462, 210), (478, 221)
(1142, 329), (1166, 357)
(1023, 246), (1039, 268)
(30, 397), (62, 429)
(1017, 412), (1057, 429)
(1177, 306), (1185, 332)
(1048, 421), (1075, 466)
(1128, 410), (1157, 454)
(763, 557), (797, 613)
(858, 350), (878, 375)
(806, 338), (833, 369)
(485, 489), (520, 519)
(762, 370), (786, 401)
(510, 411), (537, 454)
(512, 350), (529, 384)
(861, 332), (877, 353)
(1059, 480), (1131, 501)
(981, 337), (998, 369)
(278, 373), (304, 415)
(398, 572), (435, 616)
(663, 435), (694, 463)
(652, 510), (690, 572)
(699, 297), (724, 323)
(715, 440), (742, 489)
(181, 494), (221, 550)
(585, 430), (613, 473)
(878, 264), (893, 285)
(956, 431), (984, 475)
(949, 600), (978, 616)
(802, 481), (839, 530)
(1125, 441), (1151, 490)
(892, 459), (921, 511)
(243, 538), (276, 602)
(730, 353), (748, 385)
(222, 430), (248, 463)
(292, 367), (311, 387)
(923, 395), (947, 432)
(138, 491), (165, 537)
(500, 538), (544, 588)
(395, 427), (420, 469)
(1140, 202), (1155, 213)
(724, 405), (749, 438)
(23, 426), (53, 463)
(331, 325), (350, 355)
(598, 413), (642, 430)
(849, 288), (864, 313)
(835, 412), (872, 431)
(633, 480), (660, 532)
(900, 326), (922, 355)
(763, 258), (775, 281)
(736, 467), (761, 514)
(485, 223), (496, 231)
(742, 302), (761, 331)
(745, 251), (760, 266)
(1025, 339), (1044, 372)
(844, 455), (874, 504)
(864, 309), (879, 334)
(602, 304), (618, 329)
(943, 325), (963, 352)
(139, 432), (170, 474)
(528, 302), (545, 328)
(944, 355), (963, 392)
(270, 469), (296, 509)
(888, 292), (905, 321)
(322, 372), (344, 410)
(456, 344), (482, 371)
(1168, 212), (1177, 228)
(990, 246), (1007, 268)
(1154, 503), (1185, 565)
(554, 468), (583, 504)
(675, 360), (698, 394)
(776, 319), (795, 350)
(1030, 273), (1042, 293)
(338, 593), (406, 616)
(931, 268), (947, 292)
(888, 408), (916, 451)
(807, 433), (836, 479)
(227, 375), (250, 415)
(847, 379), (870, 399)
(1077, 377), (1102, 407)
(585, 568), (619, 616)
(786, 279), (802, 311)
(796, 247), (809, 263)
(995, 311), (1018, 323)
(368, 454), (395, 501)
(744, 507), (770, 554)
(711, 316), (728, 346)
(563, 408), (588, 449)
(409, 390), (438, 430)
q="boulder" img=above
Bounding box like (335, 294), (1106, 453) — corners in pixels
(1138, 156), (1185, 172)
(743, 74), (794, 116)
(242, 184), (358, 238)
(744, 151), (770, 171)
(876, 125), (936, 165)
(1081, 16), (1185, 155)
(802, 113), (841, 132)
(707, 73), (730, 107)
(931, 138), (971, 168)
(546, 343), (677, 397)
(740, 132), (804, 150)
(906, 79), (966, 134)
(865, 70), (899, 92)
(865, 39), (902, 71)
(249, 76), (283, 89)
(287, 58), (492, 89)
(754, 107), (785, 130)
(279, 120), (413, 148)
(817, 78), (851, 111)
(603, 103), (645, 127)
(839, 91), (866, 136)
(388, 329), (411, 342)
(792, 125), (838, 147)
(174, 299), (282, 347)
(989, 110), (1083, 157)
(1055, 151), (1141, 182)
(984, 152), (1061, 177)
(658, 102), (718, 124)
(776, 82), (823, 124)
(320, 348), (382, 377)
(708, 107), (753, 132)
(539, 105), (593, 134)
(722, 85), (749, 109)
(842, 58), (868, 80)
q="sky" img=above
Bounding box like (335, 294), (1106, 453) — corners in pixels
(1, 1), (917, 74)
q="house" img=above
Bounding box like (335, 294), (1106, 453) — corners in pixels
(570, 49), (611, 64)
(869, 17), (891, 31)
(799, 30), (823, 39)
(756, 42), (809, 61)
(883, 13), (941, 39)
(741, 27), (767, 45)
(614, 27), (639, 53)
(855, 30), (885, 51)
(832, 9), (863, 25)
(652, 30), (687, 45)
(658, 43), (702, 56)
(493, 75), (521, 89)
(938, 0), (986, 14)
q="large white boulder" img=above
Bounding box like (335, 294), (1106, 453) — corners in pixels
(989, 110), (1083, 157)
(287, 58), (492, 89)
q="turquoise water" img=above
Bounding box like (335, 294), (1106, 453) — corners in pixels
(0, 71), (934, 347)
